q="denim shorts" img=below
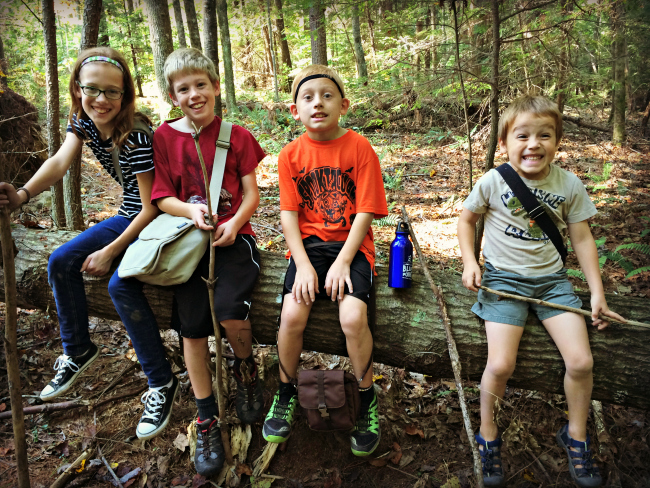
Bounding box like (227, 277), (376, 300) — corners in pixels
(471, 263), (583, 327)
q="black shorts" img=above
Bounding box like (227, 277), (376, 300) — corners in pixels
(173, 234), (260, 338)
(283, 236), (372, 304)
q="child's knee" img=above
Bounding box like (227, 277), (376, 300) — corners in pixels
(280, 303), (309, 334)
(565, 353), (593, 377)
(485, 357), (516, 380)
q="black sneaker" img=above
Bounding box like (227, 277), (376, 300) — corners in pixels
(262, 391), (298, 443)
(195, 417), (225, 477)
(39, 344), (99, 401)
(350, 394), (381, 456)
(136, 376), (179, 440)
(234, 363), (264, 424)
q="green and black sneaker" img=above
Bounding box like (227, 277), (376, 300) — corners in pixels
(350, 394), (380, 456)
(262, 391), (298, 443)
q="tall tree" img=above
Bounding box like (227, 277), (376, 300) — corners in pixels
(183, 0), (202, 50)
(351, 2), (368, 79)
(42, 0), (65, 228)
(144, 0), (174, 106)
(274, 0), (292, 91)
(80, 0), (102, 50)
(172, 0), (188, 48)
(265, 0), (279, 101)
(123, 0), (144, 97)
(98, 8), (110, 46)
(612, 0), (626, 144)
(217, 0), (237, 112)
(310, 0), (327, 65)
(203, 0), (223, 116)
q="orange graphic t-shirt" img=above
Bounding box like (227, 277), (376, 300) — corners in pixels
(278, 130), (388, 269)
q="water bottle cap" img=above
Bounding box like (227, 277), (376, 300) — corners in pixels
(395, 221), (409, 234)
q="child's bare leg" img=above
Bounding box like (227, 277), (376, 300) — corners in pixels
(339, 295), (373, 388)
(277, 295), (312, 381)
(480, 321), (524, 441)
(221, 319), (253, 359)
(542, 312), (593, 441)
(183, 337), (213, 399)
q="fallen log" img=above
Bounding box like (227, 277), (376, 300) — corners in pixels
(562, 115), (611, 133)
(3, 227), (650, 410)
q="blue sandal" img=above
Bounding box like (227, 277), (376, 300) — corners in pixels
(556, 424), (602, 487)
(475, 432), (505, 487)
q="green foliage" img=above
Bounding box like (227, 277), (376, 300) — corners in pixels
(373, 214), (400, 227)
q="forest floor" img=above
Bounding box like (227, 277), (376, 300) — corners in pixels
(1, 109), (649, 488)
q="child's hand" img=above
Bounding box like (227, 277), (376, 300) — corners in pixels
(292, 263), (319, 305)
(188, 203), (214, 231)
(80, 247), (115, 276)
(213, 219), (238, 247)
(462, 262), (482, 292)
(0, 183), (21, 211)
(325, 258), (352, 302)
(590, 295), (626, 330)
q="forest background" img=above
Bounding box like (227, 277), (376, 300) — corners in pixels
(1, 0), (650, 487)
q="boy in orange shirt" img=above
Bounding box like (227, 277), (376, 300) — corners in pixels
(263, 65), (388, 456)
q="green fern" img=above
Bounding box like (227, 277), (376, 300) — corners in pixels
(373, 214), (400, 227)
(615, 243), (650, 255)
(603, 252), (635, 274)
(627, 266), (650, 279)
(567, 269), (586, 281)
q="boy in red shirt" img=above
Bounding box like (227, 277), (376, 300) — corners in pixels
(263, 65), (388, 456)
(152, 48), (265, 477)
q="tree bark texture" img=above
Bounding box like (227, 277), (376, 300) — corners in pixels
(351, 3), (368, 79)
(4, 228), (650, 411)
(172, 0), (188, 48)
(80, 0), (102, 50)
(612, 0), (626, 144)
(258, 0), (274, 74)
(309, 0), (327, 65)
(183, 0), (203, 51)
(216, 0), (237, 112)
(203, 0), (223, 117)
(273, 0), (292, 92)
(123, 0), (144, 97)
(144, 0), (174, 103)
(42, 0), (65, 229)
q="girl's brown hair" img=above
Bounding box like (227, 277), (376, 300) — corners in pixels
(68, 47), (150, 151)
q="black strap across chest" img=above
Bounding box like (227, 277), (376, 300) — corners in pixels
(495, 164), (567, 265)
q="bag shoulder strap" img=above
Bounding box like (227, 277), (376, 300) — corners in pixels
(111, 119), (154, 187)
(495, 164), (567, 264)
(208, 121), (232, 210)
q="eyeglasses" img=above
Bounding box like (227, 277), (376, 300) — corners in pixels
(76, 81), (124, 100)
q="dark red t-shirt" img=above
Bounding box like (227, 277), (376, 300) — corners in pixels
(152, 117), (265, 235)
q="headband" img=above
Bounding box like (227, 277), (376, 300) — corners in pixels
(81, 56), (124, 73)
(293, 74), (345, 103)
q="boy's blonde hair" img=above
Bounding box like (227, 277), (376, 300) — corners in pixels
(164, 48), (219, 94)
(291, 65), (346, 103)
(498, 95), (563, 143)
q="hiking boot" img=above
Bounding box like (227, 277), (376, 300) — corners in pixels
(476, 432), (505, 487)
(234, 363), (264, 424)
(195, 417), (225, 477)
(557, 424), (602, 487)
(262, 391), (298, 443)
(350, 394), (380, 456)
(40, 344), (99, 401)
(136, 376), (179, 440)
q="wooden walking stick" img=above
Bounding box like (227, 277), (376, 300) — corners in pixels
(191, 124), (234, 465)
(1, 210), (31, 487)
(401, 206), (484, 488)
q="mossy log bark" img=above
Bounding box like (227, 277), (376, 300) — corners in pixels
(4, 228), (650, 410)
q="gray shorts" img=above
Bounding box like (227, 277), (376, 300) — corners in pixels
(471, 262), (583, 327)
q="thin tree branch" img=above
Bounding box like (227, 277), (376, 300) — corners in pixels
(20, 0), (43, 25)
(500, 0), (557, 23)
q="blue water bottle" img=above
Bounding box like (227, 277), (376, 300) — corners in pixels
(388, 222), (413, 288)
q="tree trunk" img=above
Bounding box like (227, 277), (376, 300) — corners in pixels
(273, 0), (292, 92)
(42, 0), (65, 228)
(80, 0), (102, 50)
(0, 35), (8, 87)
(124, 0), (144, 97)
(366, 3), (377, 63)
(309, 0), (327, 65)
(424, 6), (431, 72)
(172, 0), (187, 48)
(641, 99), (650, 137)
(612, 0), (626, 144)
(217, 0), (237, 113)
(415, 18), (423, 71)
(144, 0), (174, 105)
(4, 227), (650, 411)
(183, 0), (202, 51)
(203, 0), (223, 117)
(351, 3), (368, 79)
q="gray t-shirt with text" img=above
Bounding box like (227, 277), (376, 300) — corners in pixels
(463, 163), (597, 276)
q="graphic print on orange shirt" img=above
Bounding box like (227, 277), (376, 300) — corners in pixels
(294, 166), (356, 228)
